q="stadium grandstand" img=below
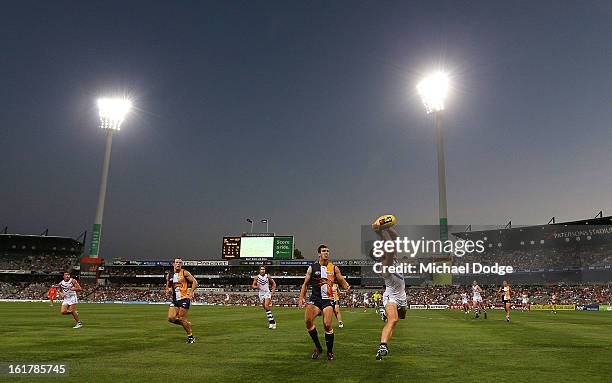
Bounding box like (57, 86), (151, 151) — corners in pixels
(1, 215), (610, 307)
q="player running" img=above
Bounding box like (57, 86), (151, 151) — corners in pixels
(331, 283), (344, 328)
(521, 290), (530, 311)
(498, 280), (512, 322)
(551, 289), (558, 314)
(461, 290), (470, 314)
(166, 258), (198, 343)
(363, 292), (369, 312)
(48, 284), (58, 306)
(472, 281), (487, 319)
(298, 244), (350, 361)
(57, 272), (82, 328)
(372, 291), (383, 312)
(372, 223), (408, 361)
(251, 265), (277, 329)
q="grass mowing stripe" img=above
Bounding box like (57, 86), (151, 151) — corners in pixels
(1, 303), (611, 383)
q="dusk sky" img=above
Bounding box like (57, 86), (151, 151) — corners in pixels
(1, 1), (611, 260)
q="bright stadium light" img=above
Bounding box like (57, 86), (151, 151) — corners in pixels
(97, 98), (132, 130)
(417, 71), (449, 114)
(417, 71), (450, 283)
(88, 97), (132, 260)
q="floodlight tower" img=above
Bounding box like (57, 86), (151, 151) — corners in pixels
(88, 98), (132, 259)
(417, 72), (450, 242)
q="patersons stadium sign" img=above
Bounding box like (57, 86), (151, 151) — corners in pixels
(455, 221), (612, 249)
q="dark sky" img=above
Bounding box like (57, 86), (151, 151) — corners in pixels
(1, 1), (611, 260)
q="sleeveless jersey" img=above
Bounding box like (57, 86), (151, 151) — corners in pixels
(256, 274), (270, 293)
(383, 260), (405, 295)
(58, 279), (77, 298)
(472, 285), (482, 300)
(309, 262), (335, 300)
(332, 284), (340, 301)
(502, 286), (511, 300)
(171, 269), (191, 301)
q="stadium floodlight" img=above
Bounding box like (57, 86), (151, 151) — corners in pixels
(246, 218), (254, 233)
(97, 98), (132, 130)
(261, 219), (269, 233)
(88, 97), (132, 260)
(417, 71), (449, 114)
(417, 71), (449, 247)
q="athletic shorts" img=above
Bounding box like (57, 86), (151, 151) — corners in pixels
(363, 299), (369, 305)
(307, 296), (333, 312)
(522, 299), (529, 304)
(462, 299), (468, 305)
(332, 300), (339, 308)
(62, 295), (78, 306)
(383, 289), (408, 309)
(473, 295), (483, 303)
(170, 298), (190, 309)
(502, 298), (510, 304)
(259, 292), (271, 303)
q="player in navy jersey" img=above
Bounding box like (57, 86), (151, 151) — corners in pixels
(298, 244), (350, 361)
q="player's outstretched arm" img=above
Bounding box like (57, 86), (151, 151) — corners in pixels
(383, 227), (400, 267)
(185, 271), (198, 299)
(251, 276), (258, 289)
(386, 226), (399, 241)
(334, 266), (350, 292)
(72, 280), (82, 292)
(269, 276), (277, 294)
(298, 266), (312, 307)
(165, 273), (172, 297)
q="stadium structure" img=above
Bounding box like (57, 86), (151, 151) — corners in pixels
(1, 215), (610, 308)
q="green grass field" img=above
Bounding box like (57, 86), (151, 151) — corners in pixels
(1, 303), (611, 382)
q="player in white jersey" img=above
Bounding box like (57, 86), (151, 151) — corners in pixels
(461, 290), (470, 314)
(57, 272), (82, 328)
(363, 292), (369, 312)
(351, 293), (357, 309)
(251, 265), (277, 329)
(372, 223), (407, 361)
(521, 290), (530, 311)
(472, 281), (487, 319)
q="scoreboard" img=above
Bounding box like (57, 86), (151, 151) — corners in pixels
(222, 237), (241, 259)
(222, 235), (293, 259)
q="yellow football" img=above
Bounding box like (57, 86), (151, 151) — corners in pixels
(373, 214), (396, 230)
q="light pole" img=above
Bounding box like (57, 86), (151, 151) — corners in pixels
(417, 71), (450, 242)
(246, 218), (254, 233)
(261, 219), (269, 233)
(88, 98), (132, 259)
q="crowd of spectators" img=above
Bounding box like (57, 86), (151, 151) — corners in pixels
(1, 281), (608, 306)
(454, 245), (612, 271)
(0, 253), (77, 273)
(105, 267), (362, 278)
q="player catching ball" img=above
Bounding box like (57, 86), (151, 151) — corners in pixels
(58, 272), (82, 328)
(372, 216), (408, 361)
(298, 244), (350, 361)
(252, 265), (277, 329)
(166, 258), (198, 343)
